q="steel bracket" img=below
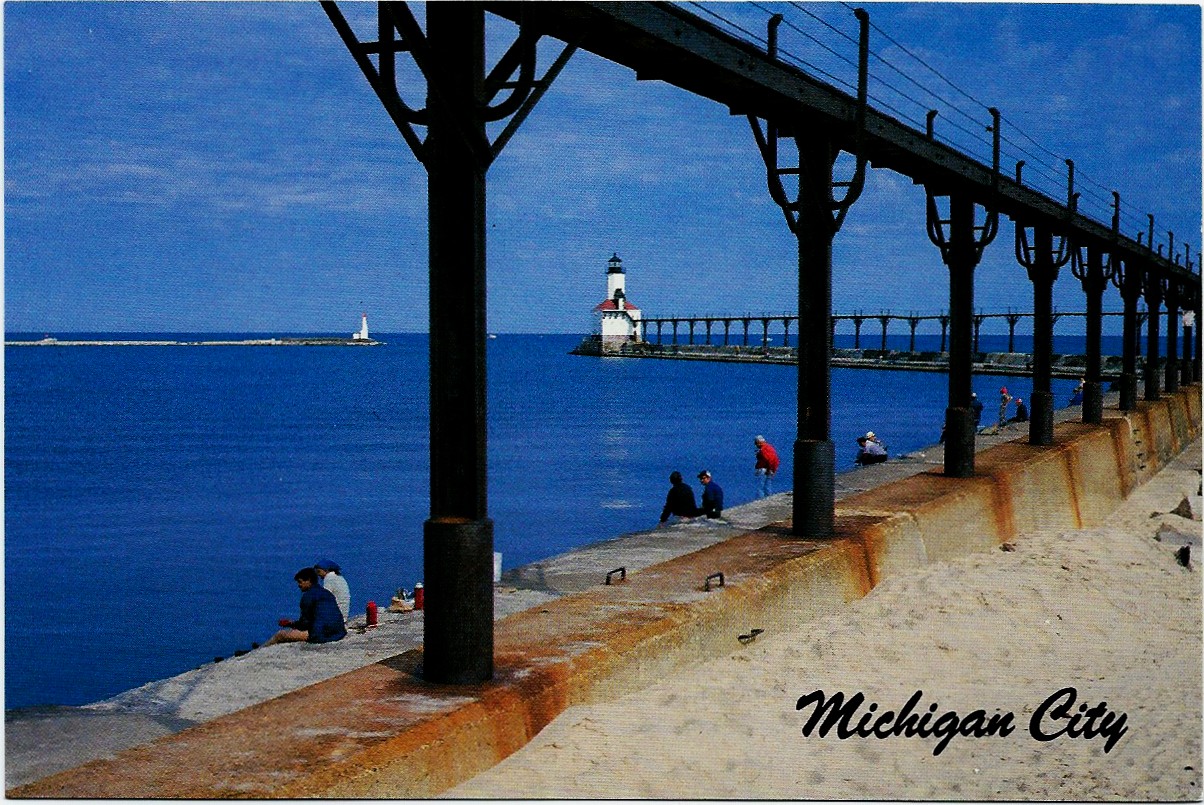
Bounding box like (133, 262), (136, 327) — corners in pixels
(322, 1), (577, 169)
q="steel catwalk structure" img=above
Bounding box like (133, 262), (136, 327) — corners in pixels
(323, 1), (1200, 683)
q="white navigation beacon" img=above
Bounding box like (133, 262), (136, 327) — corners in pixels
(352, 312), (370, 341)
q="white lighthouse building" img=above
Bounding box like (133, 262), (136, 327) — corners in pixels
(352, 312), (370, 341)
(594, 253), (642, 351)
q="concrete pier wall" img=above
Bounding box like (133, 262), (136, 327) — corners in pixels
(10, 386), (1199, 799)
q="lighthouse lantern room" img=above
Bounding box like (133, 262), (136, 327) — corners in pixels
(594, 253), (642, 351)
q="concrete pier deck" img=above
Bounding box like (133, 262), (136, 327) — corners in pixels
(7, 386), (1200, 797)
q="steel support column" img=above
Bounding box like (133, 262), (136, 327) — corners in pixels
(324, 0), (578, 684)
(1143, 272), (1163, 401)
(937, 195), (982, 476)
(791, 130), (837, 536)
(1165, 283), (1179, 394)
(1112, 259), (1140, 410)
(748, 6), (867, 536)
(1026, 228), (1059, 445)
(1071, 244), (1111, 424)
(422, 3), (493, 684)
(1006, 313), (1021, 353)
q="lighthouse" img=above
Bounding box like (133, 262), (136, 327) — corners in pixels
(594, 253), (642, 351)
(352, 312), (370, 341)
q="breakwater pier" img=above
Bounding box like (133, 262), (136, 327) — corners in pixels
(5, 336), (382, 347)
(8, 385), (1200, 797)
(572, 337), (1149, 380)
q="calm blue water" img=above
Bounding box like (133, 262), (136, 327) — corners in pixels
(5, 332), (1101, 708)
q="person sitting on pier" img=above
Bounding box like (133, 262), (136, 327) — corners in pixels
(970, 392), (984, 428)
(753, 435), (780, 498)
(658, 471), (700, 526)
(1070, 378), (1085, 406)
(314, 558), (351, 623)
(1011, 397), (1029, 423)
(697, 470), (724, 519)
(265, 567), (347, 646)
(854, 434), (888, 465)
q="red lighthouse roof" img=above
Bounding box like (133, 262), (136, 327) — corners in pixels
(594, 299), (640, 312)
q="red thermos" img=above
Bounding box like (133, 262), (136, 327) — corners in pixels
(366, 600), (378, 627)
(414, 582), (424, 611)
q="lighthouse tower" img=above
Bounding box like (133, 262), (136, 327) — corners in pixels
(352, 312), (370, 341)
(594, 253), (642, 351)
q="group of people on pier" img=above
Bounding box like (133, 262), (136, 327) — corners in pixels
(658, 435), (781, 526)
(265, 559), (352, 646)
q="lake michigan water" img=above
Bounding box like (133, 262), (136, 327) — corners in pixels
(5, 332), (1118, 708)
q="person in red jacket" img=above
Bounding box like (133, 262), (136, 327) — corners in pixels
(754, 434), (780, 498)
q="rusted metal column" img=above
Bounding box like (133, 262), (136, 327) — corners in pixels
(1071, 244), (1109, 424)
(878, 315), (889, 352)
(743, 319), (750, 346)
(1143, 271), (1163, 401)
(973, 314), (984, 355)
(723, 320), (731, 346)
(1165, 282), (1179, 394)
(853, 315), (864, 349)
(423, 2), (493, 684)
(908, 317), (919, 352)
(930, 194), (982, 477)
(1026, 228), (1058, 445)
(1111, 259), (1140, 410)
(938, 315), (949, 353)
(791, 129), (837, 537)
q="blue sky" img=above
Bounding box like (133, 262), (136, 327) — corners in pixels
(5, 3), (1200, 335)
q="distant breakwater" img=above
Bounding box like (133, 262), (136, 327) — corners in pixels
(571, 338), (1145, 380)
(5, 337), (383, 347)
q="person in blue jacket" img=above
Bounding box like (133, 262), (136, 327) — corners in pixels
(697, 470), (725, 519)
(265, 567), (348, 645)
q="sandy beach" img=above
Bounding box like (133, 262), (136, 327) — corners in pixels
(449, 438), (1203, 800)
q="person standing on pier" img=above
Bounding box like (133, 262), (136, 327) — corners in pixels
(998, 387), (1013, 428)
(753, 435), (779, 498)
(697, 470), (724, 519)
(659, 471), (700, 526)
